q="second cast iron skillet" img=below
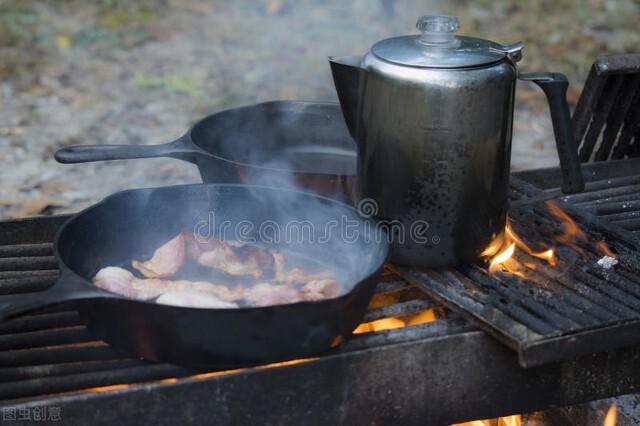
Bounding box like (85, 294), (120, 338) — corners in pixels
(55, 101), (358, 202)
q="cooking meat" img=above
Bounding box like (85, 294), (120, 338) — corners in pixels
(196, 240), (272, 278)
(271, 251), (334, 284)
(272, 251), (287, 280)
(276, 266), (334, 285)
(182, 230), (247, 260)
(95, 229), (342, 309)
(243, 283), (304, 307)
(93, 266), (243, 304)
(302, 279), (341, 299)
(182, 230), (220, 260)
(94, 267), (140, 299)
(156, 291), (238, 309)
(132, 233), (185, 278)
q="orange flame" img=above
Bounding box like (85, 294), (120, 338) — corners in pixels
(485, 221), (556, 276)
(353, 308), (439, 334)
(484, 201), (618, 276)
(506, 223), (557, 266)
(596, 240), (618, 258)
(499, 415), (522, 426)
(604, 404), (617, 426)
(545, 200), (617, 259)
(489, 242), (516, 273)
(452, 414), (522, 426)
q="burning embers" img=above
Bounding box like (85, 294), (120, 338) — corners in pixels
(483, 201), (618, 276)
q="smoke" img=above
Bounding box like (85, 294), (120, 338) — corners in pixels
(222, 107), (384, 288)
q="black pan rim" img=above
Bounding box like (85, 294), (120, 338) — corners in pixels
(185, 100), (356, 174)
(53, 182), (390, 312)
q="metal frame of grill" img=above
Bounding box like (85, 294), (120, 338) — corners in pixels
(3, 160), (640, 425)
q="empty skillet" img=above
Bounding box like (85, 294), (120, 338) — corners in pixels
(0, 184), (388, 368)
(54, 101), (358, 202)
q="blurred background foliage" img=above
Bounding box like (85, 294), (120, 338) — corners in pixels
(0, 0), (638, 217)
(1, 0), (638, 101)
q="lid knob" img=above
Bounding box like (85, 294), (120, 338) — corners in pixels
(416, 15), (460, 47)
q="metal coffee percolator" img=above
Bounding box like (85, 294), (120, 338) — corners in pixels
(330, 15), (584, 267)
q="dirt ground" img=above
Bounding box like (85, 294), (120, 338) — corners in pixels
(1, 0), (638, 219)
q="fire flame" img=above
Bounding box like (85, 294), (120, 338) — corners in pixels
(485, 221), (556, 276)
(452, 414), (522, 426)
(604, 404), (617, 426)
(545, 200), (617, 259)
(489, 242), (516, 273)
(353, 309), (438, 334)
(484, 201), (617, 276)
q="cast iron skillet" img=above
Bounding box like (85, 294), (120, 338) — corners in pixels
(0, 184), (388, 368)
(54, 101), (358, 202)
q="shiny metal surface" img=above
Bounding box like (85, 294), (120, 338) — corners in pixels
(329, 14), (580, 267)
(372, 35), (510, 68)
(371, 15), (521, 69)
(358, 56), (517, 266)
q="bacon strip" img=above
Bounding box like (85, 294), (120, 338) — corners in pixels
(156, 291), (238, 309)
(132, 233), (185, 278)
(302, 279), (341, 299)
(196, 240), (272, 278)
(242, 282), (304, 307)
(93, 266), (241, 307)
(272, 251), (334, 284)
(95, 229), (344, 308)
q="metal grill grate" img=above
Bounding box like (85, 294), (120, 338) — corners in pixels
(4, 180), (640, 423)
(401, 176), (640, 367)
(559, 174), (640, 236)
(573, 53), (640, 162)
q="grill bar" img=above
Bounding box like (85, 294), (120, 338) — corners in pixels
(0, 274), (59, 295)
(0, 359), (145, 382)
(0, 244), (53, 258)
(0, 326), (92, 351)
(582, 174), (640, 191)
(575, 192), (640, 208)
(609, 217), (640, 230)
(0, 343), (122, 368)
(0, 364), (195, 401)
(372, 280), (408, 294)
(0, 257), (58, 272)
(363, 299), (437, 322)
(0, 312), (83, 335)
(562, 183), (640, 205)
(0, 270), (60, 280)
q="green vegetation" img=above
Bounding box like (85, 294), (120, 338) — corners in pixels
(134, 75), (203, 96)
(0, 0), (637, 96)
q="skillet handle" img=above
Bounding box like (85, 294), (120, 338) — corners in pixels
(519, 72), (585, 194)
(54, 134), (202, 164)
(0, 274), (116, 322)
